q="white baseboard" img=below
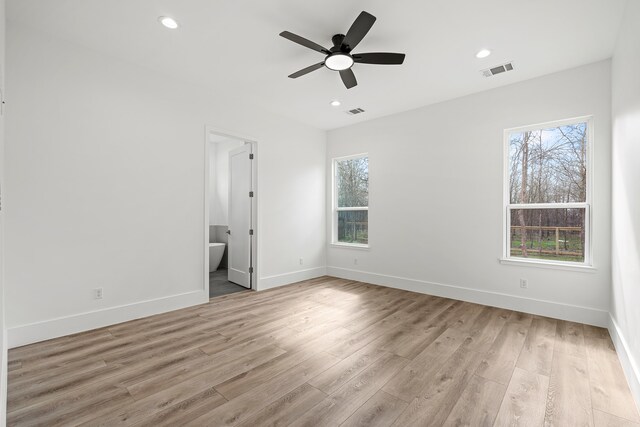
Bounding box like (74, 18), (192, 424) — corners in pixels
(258, 267), (327, 291)
(327, 267), (609, 327)
(7, 290), (208, 348)
(1, 329), (7, 426)
(7, 265), (329, 348)
(609, 314), (640, 414)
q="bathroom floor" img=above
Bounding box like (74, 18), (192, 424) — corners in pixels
(209, 268), (248, 298)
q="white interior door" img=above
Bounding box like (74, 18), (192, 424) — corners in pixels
(227, 144), (252, 288)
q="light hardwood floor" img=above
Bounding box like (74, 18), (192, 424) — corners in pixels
(7, 277), (640, 426)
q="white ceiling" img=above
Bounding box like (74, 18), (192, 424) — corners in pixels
(7, 0), (627, 130)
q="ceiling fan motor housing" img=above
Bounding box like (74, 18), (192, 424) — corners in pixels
(331, 34), (348, 51)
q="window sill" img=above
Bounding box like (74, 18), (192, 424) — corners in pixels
(330, 243), (370, 250)
(499, 257), (596, 273)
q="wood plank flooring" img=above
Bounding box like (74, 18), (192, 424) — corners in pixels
(7, 276), (640, 426)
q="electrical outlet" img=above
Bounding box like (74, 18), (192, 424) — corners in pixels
(94, 288), (103, 299)
(354, 258), (358, 265)
(299, 258), (304, 265)
(520, 279), (528, 289)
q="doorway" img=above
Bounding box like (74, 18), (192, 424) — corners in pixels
(205, 129), (257, 298)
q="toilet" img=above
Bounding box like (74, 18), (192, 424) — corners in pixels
(209, 243), (226, 272)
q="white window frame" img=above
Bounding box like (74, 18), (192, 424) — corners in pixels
(332, 153), (370, 249)
(501, 116), (595, 271)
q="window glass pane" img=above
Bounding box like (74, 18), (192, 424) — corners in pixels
(336, 157), (368, 208)
(338, 210), (368, 244)
(509, 122), (587, 204)
(509, 208), (585, 262)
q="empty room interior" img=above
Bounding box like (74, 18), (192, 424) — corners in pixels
(0, 0), (639, 425)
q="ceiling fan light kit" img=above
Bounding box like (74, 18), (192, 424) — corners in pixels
(325, 53), (354, 71)
(280, 11), (406, 89)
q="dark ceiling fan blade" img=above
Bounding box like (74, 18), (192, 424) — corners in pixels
(342, 11), (376, 51)
(279, 31), (330, 54)
(339, 68), (357, 89)
(288, 62), (325, 78)
(353, 52), (406, 65)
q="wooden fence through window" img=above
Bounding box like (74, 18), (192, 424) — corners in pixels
(510, 225), (583, 257)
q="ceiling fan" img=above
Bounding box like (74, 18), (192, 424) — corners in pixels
(279, 11), (406, 89)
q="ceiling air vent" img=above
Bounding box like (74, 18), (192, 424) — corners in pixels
(346, 108), (365, 115)
(481, 62), (514, 77)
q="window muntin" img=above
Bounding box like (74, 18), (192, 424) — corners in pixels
(504, 119), (591, 265)
(334, 155), (369, 246)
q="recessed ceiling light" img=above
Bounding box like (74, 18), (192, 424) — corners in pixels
(476, 49), (491, 59)
(325, 53), (354, 71)
(159, 16), (179, 29)
(330, 100), (341, 107)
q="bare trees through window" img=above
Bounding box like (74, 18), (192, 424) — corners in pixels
(507, 121), (589, 263)
(335, 156), (369, 245)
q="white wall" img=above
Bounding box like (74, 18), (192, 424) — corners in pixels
(0, 0), (6, 422)
(327, 60), (612, 326)
(610, 0), (640, 409)
(209, 139), (244, 226)
(4, 24), (326, 347)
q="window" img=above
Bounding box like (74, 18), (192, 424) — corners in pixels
(333, 154), (369, 246)
(504, 118), (592, 266)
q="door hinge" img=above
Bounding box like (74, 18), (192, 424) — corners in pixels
(249, 229), (254, 235)
(249, 267), (254, 273)
(249, 153), (254, 160)
(249, 191), (254, 198)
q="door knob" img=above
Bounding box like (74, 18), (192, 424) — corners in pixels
(226, 230), (231, 235)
